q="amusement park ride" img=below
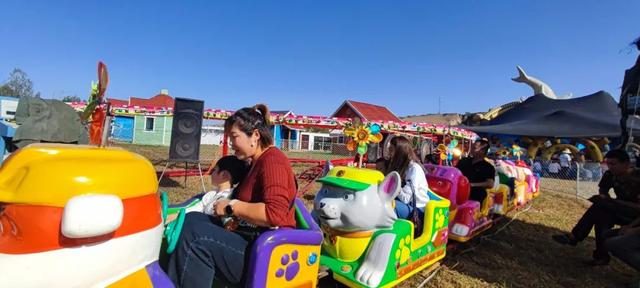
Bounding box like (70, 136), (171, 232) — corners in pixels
(0, 138), (538, 288)
(0, 62), (542, 288)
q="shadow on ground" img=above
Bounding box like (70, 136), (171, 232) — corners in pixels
(418, 191), (637, 288)
(126, 143), (636, 288)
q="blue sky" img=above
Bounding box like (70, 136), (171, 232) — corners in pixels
(1, 1), (638, 116)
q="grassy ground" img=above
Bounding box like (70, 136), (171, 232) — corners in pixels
(117, 143), (638, 287)
(417, 191), (636, 288)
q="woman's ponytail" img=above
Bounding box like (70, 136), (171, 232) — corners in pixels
(225, 103), (274, 149)
(253, 104), (271, 126)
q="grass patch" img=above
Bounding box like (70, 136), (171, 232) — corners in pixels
(118, 143), (637, 287)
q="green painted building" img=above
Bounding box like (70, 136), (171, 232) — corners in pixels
(132, 115), (173, 146)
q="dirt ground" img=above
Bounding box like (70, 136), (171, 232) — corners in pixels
(119, 143), (638, 288)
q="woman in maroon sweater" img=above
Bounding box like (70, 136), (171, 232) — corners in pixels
(166, 104), (297, 288)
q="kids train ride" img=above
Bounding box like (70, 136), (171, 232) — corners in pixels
(0, 144), (537, 287)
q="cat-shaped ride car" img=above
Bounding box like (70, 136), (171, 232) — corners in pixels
(313, 167), (449, 287)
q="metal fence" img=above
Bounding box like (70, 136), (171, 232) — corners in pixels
(535, 160), (605, 199)
(278, 143), (609, 200)
(279, 142), (356, 161)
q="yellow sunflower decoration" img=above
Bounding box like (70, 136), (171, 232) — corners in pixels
(343, 122), (383, 159)
(496, 147), (511, 158)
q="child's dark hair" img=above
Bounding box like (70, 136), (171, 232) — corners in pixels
(605, 149), (630, 163)
(224, 104), (274, 148)
(214, 155), (250, 185)
(476, 138), (490, 155)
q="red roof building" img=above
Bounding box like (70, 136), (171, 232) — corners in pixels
(107, 89), (175, 108)
(106, 98), (128, 106)
(331, 100), (401, 122)
(130, 93), (174, 108)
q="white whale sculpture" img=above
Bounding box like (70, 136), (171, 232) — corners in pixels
(512, 66), (571, 99)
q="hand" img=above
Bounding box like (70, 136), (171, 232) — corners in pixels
(203, 201), (217, 216)
(165, 213), (178, 223)
(214, 199), (230, 217)
(620, 225), (640, 236)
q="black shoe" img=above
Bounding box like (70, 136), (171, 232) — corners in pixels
(582, 258), (609, 266)
(552, 234), (577, 246)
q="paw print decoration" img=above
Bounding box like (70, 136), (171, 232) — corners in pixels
(394, 235), (412, 265)
(435, 209), (447, 229)
(275, 250), (300, 281)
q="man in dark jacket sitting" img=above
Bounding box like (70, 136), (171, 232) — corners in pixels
(553, 149), (640, 266)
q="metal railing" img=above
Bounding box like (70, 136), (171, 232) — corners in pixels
(534, 161), (604, 199)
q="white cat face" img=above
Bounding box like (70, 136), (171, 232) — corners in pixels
(313, 172), (401, 232)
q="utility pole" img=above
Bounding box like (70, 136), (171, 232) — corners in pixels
(438, 96), (441, 114)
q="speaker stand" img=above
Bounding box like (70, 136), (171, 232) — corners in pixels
(158, 160), (207, 194)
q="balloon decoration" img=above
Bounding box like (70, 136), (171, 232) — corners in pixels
(369, 123), (381, 135)
(343, 122), (383, 167)
(447, 139), (459, 162)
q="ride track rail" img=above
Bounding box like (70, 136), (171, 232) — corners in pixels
(158, 158), (538, 286)
(156, 157), (364, 196)
(443, 202), (533, 255)
(315, 206), (527, 285)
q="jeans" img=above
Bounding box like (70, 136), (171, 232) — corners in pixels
(395, 200), (424, 220)
(605, 231), (640, 271)
(166, 213), (250, 288)
(571, 199), (639, 260)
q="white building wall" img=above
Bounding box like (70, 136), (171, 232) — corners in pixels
(201, 126), (225, 145)
(0, 98), (18, 120)
(299, 132), (331, 151)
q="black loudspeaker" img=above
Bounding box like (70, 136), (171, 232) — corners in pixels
(169, 98), (204, 162)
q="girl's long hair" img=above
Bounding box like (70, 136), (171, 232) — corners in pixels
(386, 136), (420, 181)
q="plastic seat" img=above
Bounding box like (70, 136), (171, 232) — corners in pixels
(245, 199), (323, 288)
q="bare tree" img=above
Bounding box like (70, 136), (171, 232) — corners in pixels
(0, 68), (34, 98)
(62, 95), (82, 102)
(0, 84), (15, 96)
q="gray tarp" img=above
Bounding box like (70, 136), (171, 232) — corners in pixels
(460, 91), (640, 138)
(13, 96), (88, 148)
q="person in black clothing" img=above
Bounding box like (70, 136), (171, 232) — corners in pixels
(553, 149), (640, 266)
(604, 215), (640, 272)
(455, 139), (495, 204)
(619, 37), (640, 147)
